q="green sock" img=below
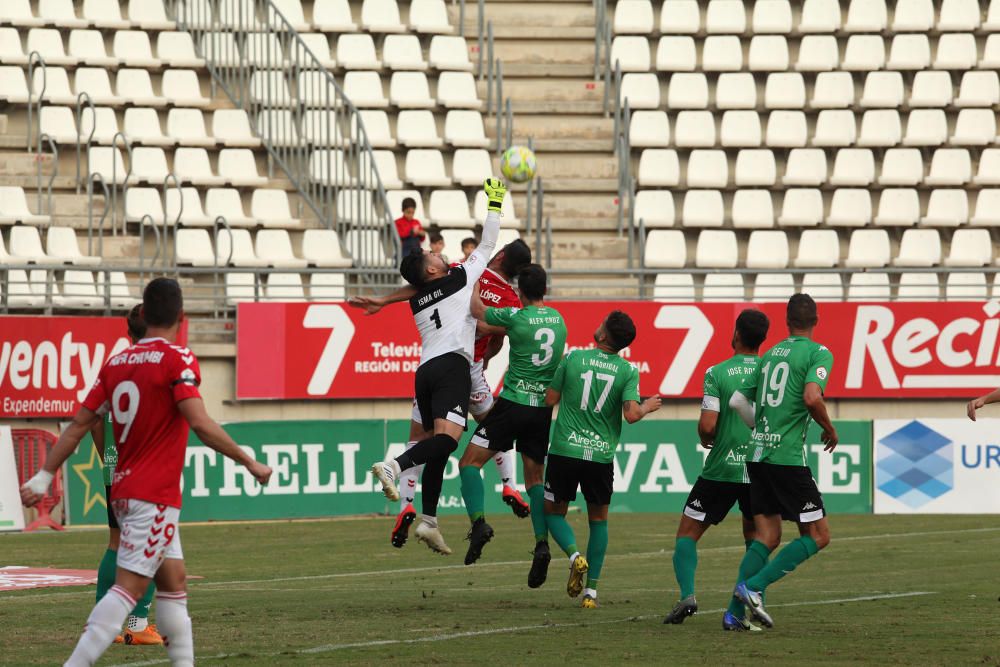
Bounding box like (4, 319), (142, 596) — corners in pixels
(746, 536), (819, 593)
(545, 513), (578, 557)
(96, 548), (117, 603)
(131, 580), (155, 619)
(526, 484), (547, 542)
(727, 540), (770, 617)
(585, 520), (608, 590)
(672, 537), (698, 599)
(459, 465), (485, 522)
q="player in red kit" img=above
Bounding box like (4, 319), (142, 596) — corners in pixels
(349, 239), (533, 553)
(21, 278), (272, 667)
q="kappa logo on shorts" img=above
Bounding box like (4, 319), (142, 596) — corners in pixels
(802, 502), (817, 511)
(453, 405), (462, 412)
(689, 499), (703, 509)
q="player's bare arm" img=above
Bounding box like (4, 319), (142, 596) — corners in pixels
(804, 382), (838, 451)
(544, 387), (562, 407)
(481, 334), (504, 369)
(470, 287), (507, 336)
(90, 417), (107, 461)
(966, 386), (1000, 420)
(348, 285), (418, 316)
(21, 407), (101, 507)
(697, 410), (718, 448)
(178, 398), (273, 485)
(623, 395), (662, 424)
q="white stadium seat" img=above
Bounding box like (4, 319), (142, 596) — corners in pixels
(695, 230), (738, 268)
(382, 34), (428, 71)
(405, 149), (451, 186)
(38, 0), (89, 28)
(638, 149), (680, 187)
(980, 35), (1000, 68)
(734, 150), (776, 187)
(297, 33), (335, 69)
(893, 0), (935, 31)
(614, 0), (654, 34)
(657, 36), (697, 71)
(444, 110), (490, 148)
(777, 189), (823, 227)
(796, 35), (839, 71)
(845, 0), (887, 32)
(702, 36), (743, 71)
(219, 149), (268, 187)
(879, 148), (923, 186)
(268, 0), (309, 31)
(753, 274), (796, 303)
(827, 189), (872, 227)
(732, 190), (774, 228)
(783, 149), (827, 186)
(745, 231), (788, 269)
(956, 72), (1000, 108)
(69, 29), (117, 67)
(799, 0), (841, 32)
(166, 187), (213, 227)
(675, 110), (716, 147)
(313, 0), (357, 31)
(945, 229), (992, 267)
(9, 226), (49, 263)
(116, 69), (165, 107)
(904, 109), (948, 147)
(252, 190), (301, 228)
(765, 111), (807, 147)
(802, 274), (844, 301)
(686, 150), (728, 188)
(897, 273), (940, 301)
(715, 73), (756, 109)
(124, 108), (172, 147)
(653, 273), (696, 301)
(217, 229), (268, 267)
(794, 230), (840, 268)
(847, 273), (891, 301)
(753, 1), (792, 34)
(620, 73), (660, 109)
(764, 73), (805, 109)
(225, 273), (258, 305)
(265, 273), (306, 301)
(429, 190), (475, 227)
(429, 36), (473, 71)
(892, 229), (941, 267)
(212, 110), (261, 148)
(46, 227), (100, 265)
(629, 111), (670, 147)
(0, 187), (49, 225)
(643, 230), (686, 269)
(909, 71), (953, 108)
(970, 190), (1000, 226)
(861, 72), (904, 108)
(703, 274), (745, 301)
(938, 0), (981, 31)
(668, 73), (709, 109)
(255, 229), (307, 268)
(409, 0), (454, 34)
(975, 150), (1000, 185)
(451, 149), (493, 187)
(337, 34), (381, 69)
(845, 229), (891, 268)
(343, 71), (388, 108)
(945, 273), (988, 300)
(887, 34), (931, 70)
(842, 35), (886, 71)
(813, 110), (857, 147)
(830, 149), (875, 186)
(397, 110), (442, 147)
(0, 0), (43, 27)
(163, 69), (211, 107)
(682, 190), (724, 228)
(58, 270), (102, 309)
(114, 30), (160, 68)
(0, 67), (29, 104)
(748, 36), (788, 72)
(810, 72), (853, 110)
(206, 188), (257, 227)
(935, 33), (978, 70)
(390, 71), (434, 108)
(951, 110), (996, 146)
(926, 149), (972, 186)
(874, 189), (920, 227)
(130, 147), (170, 184)
(922, 190), (969, 227)
(301, 229), (352, 268)
(706, 0), (746, 33)
(858, 110), (902, 147)
(174, 147), (225, 185)
(361, 0), (405, 33)
(310, 273), (347, 301)
(610, 36), (650, 72)
(437, 71), (483, 109)
(634, 190), (675, 227)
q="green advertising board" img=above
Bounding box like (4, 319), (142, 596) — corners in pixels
(65, 419), (872, 525)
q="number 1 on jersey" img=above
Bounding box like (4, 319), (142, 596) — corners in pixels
(430, 308), (442, 329)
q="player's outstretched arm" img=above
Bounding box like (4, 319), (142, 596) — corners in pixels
(623, 395), (662, 424)
(178, 398), (273, 485)
(347, 285), (418, 315)
(967, 386), (1000, 420)
(804, 383), (838, 451)
(469, 287), (507, 334)
(21, 407), (101, 507)
(729, 392), (756, 428)
(464, 179), (506, 283)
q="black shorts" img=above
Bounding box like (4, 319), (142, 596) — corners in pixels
(747, 462), (826, 523)
(544, 454), (614, 506)
(105, 485), (119, 530)
(469, 398), (552, 465)
(414, 352), (472, 432)
(682, 476), (753, 525)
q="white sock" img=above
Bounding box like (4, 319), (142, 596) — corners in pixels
(494, 451), (515, 487)
(419, 513), (438, 528)
(126, 615), (148, 631)
(399, 441), (423, 506)
(156, 591), (194, 667)
(569, 550), (580, 565)
(65, 585), (133, 667)
(584, 587), (598, 599)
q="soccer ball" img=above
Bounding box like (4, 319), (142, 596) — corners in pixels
(500, 145), (537, 183)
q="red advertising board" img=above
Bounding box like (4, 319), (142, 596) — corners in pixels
(236, 300), (1000, 400)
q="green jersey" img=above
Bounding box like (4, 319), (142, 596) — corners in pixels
(701, 354), (758, 484)
(101, 413), (117, 486)
(485, 305), (568, 407)
(740, 336), (833, 466)
(548, 348), (641, 464)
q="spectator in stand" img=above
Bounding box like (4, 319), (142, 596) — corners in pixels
(429, 231), (446, 260)
(461, 237), (478, 261)
(395, 197), (425, 256)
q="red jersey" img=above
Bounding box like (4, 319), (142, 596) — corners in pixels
(83, 338), (202, 508)
(394, 216), (424, 240)
(475, 268), (520, 362)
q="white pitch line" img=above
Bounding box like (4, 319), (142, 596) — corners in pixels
(107, 591), (937, 667)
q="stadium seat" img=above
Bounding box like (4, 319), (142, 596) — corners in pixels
(308, 149), (354, 187)
(444, 110), (489, 148)
(809, 72), (853, 109)
(310, 273), (347, 301)
(974, 150), (1000, 185)
(343, 72), (388, 108)
(987, 0), (1000, 29)
(390, 72), (434, 108)
(218, 229), (268, 267)
(433, 71), (479, 108)
(633, 191), (675, 227)
(409, 0), (454, 33)
(361, 0), (404, 33)
(451, 149), (493, 187)
(696, 231), (738, 268)
(879, 148), (923, 186)
(614, 0), (654, 34)
(980, 35), (1000, 68)
(265, 273), (306, 301)
(812, 110), (857, 147)
(715, 73), (756, 109)
(909, 71), (953, 107)
(660, 0), (699, 33)
(935, 33), (978, 70)
(38, 107), (78, 145)
(252, 190), (301, 229)
(297, 33), (336, 69)
(845, 0), (887, 32)
(652, 273), (696, 301)
(945, 273), (988, 300)
(643, 230), (685, 268)
(939, 0), (980, 31)
(397, 110), (442, 147)
(951, 110), (996, 146)
(893, 0), (935, 31)
(81, 108), (120, 146)
(842, 35), (886, 71)
(38, 0), (89, 28)
(638, 149), (680, 187)
(30, 67), (76, 105)
(629, 111), (670, 147)
(217, 0), (256, 30)
(753, 274), (796, 303)
(46, 227), (100, 265)
(219, 149), (267, 187)
(9, 227), (48, 264)
(474, 190), (519, 225)
(921, 190), (969, 227)
(944, 229), (992, 267)
(123, 108), (170, 147)
(337, 34), (381, 69)
(667, 73), (708, 109)
(176, 229), (215, 266)
(211, 110), (261, 148)
(82, 0), (130, 28)
(847, 273), (891, 301)
(860, 72), (904, 108)
(0, 0), (42, 27)
(732, 191), (774, 229)
(753, 1), (792, 33)
(610, 36), (650, 72)
(174, 147), (225, 185)
(796, 35), (839, 71)
(268, 0), (309, 31)
(675, 111), (717, 147)
(73, 68), (122, 106)
(749, 36), (788, 72)
(0, 67), (29, 104)
(69, 29), (117, 67)
(245, 33), (287, 69)
(206, 188), (257, 227)
(88, 146), (129, 185)
(8, 269), (53, 307)
(0, 28), (28, 66)
(28, 28), (78, 66)
(970, 190), (1000, 226)
(620, 73), (660, 109)
(344, 229), (391, 265)
(706, 0), (746, 33)
(125, 187), (164, 224)
(383, 34), (428, 70)
(702, 36), (743, 72)
(114, 30), (160, 68)
(405, 149), (451, 186)
(703, 274), (745, 301)
(765, 111), (807, 147)
(166, 187), (213, 227)
(429, 36), (473, 71)
(98, 271), (140, 309)
(799, 0), (841, 32)
(764, 73), (805, 109)
(802, 273), (844, 301)
(686, 150), (728, 188)
(734, 150), (776, 187)
(429, 190), (475, 226)
(746, 231), (788, 269)
(793, 229), (840, 268)
(893, 229), (941, 266)
(129, 147), (169, 184)
(955, 72), (1000, 108)
(903, 109), (948, 146)
(897, 273), (940, 301)
(827, 189), (872, 227)
(874, 189), (920, 226)
(887, 34), (931, 69)
(858, 110), (902, 147)
(199, 32), (241, 67)
(782, 149), (827, 186)
(155, 34), (203, 68)
(176, 0), (216, 30)
(925, 149), (972, 186)
(162, 69), (211, 107)
(313, 0), (357, 31)
(224, 273), (258, 305)
(255, 229), (307, 268)
(656, 36), (697, 71)
(301, 229), (352, 268)
(249, 70), (293, 108)
(57, 270), (102, 309)
(300, 110), (348, 147)
(830, 149), (875, 186)
(777, 189), (823, 226)
(845, 229), (891, 268)
(682, 191), (725, 228)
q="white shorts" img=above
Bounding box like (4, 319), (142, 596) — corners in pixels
(409, 358), (494, 423)
(113, 499), (183, 578)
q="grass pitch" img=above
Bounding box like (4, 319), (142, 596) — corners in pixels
(2, 513), (999, 666)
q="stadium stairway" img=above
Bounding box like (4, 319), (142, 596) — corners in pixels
(463, 0), (637, 296)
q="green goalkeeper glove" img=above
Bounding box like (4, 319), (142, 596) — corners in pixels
(484, 178), (507, 213)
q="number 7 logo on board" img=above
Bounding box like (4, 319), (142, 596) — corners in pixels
(654, 306), (714, 396)
(303, 305), (356, 396)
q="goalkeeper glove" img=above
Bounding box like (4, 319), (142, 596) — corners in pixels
(484, 178), (507, 213)
(23, 469), (53, 495)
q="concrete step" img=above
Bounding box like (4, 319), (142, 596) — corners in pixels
(498, 63), (596, 77)
(523, 151), (618, 179)
(516, 177), (616, 192)
(482, 77), (605, 103)
(490, 39), (595, 66)
(509, 137), (614, 152)
(548, 276), (639, 298)
(488, 113), (613, 140)
(548, 232), (628, 259)
(460, 1), (595, 27)
(540, 192), (622, 219)
(545, 216), (623, 231)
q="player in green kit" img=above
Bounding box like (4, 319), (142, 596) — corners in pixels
(543, 311), (661, 609)
(663, 309), (770, 630)
(459, 264), (567, 585)
(730, 294), (838, 629)
(90, 305), (161, 645)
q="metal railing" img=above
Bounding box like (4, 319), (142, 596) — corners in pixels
(166, 0), (399, 274)
(36, 133), (56, 222)
(26, 51), (45, 153)
(594, 0), (610, 81)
